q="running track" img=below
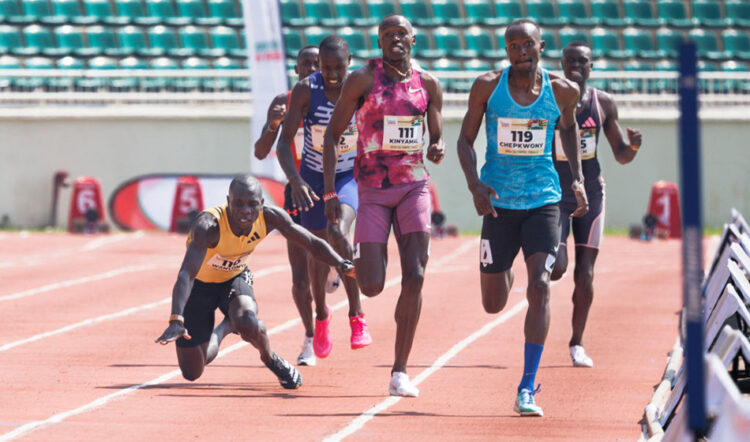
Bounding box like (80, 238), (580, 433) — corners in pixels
(0, 231), (696, 441)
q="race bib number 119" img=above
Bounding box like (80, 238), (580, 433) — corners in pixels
(497, 118), (547, 156)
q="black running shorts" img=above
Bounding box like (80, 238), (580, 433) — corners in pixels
(176, 269), (255, 348)
(480, 203), (560, 274)
(283, 182), (302, 224)
(559, 188), (604, 248)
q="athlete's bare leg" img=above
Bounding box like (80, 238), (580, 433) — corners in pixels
(392, 231), (429, 374)
(551, 243), (568, 281)
(288, 241), (314, 336)
(480, 269), (514, 313)
(524, 252), (552, 345)
(570, 246), (598, 347)
(355, 242), (388, 297)
(326, 204), (362, 317)
(308, 229), (331, 321)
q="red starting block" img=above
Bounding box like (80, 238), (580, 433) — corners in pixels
(68, 176), (109, 233)
(647, 180), (682, 239)
(170, 176), (204, 233)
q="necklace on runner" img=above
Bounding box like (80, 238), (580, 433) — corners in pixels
(383, 59), (412, 79)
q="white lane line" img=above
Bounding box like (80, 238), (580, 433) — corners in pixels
(322, 299), (528, 442)
(81, 231), (146, 251)
(0, 265), (289, 353)
(0, 239), (478, 441)
(0, 262), (172, 303)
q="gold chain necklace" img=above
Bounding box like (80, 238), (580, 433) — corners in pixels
(382, 59), (412, 79)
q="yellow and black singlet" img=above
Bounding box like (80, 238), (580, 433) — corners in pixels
(187, 205), (268, 283)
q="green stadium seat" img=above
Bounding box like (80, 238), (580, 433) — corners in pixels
(116, 25), (145, 55)
(697, 60), (721, 93)
(114, 0), (148, 24)
(494, 58), (510, 70)
(367, 25), (378, 53)
(335, 0), (372, 27)
(558, 27), (590, 50)
(688, 28), (727, 61)
(725, 1), (750, 29)
(432, 26), (474, 59)
(463, 0), (493, 26)
(210, 25), (240, 57)
(451, 58), (489, 92)
(657, 0), (693, 28)
(1, 0), (32, 25)
(302, 25), (326, 47)
(464, 26), (504, 59)
(622, 27), (660, 59)
(180, 25), (223, 57)
(558, 0), (599, 27)
(622, 0), (660, 27)
(591, 27), (629, 59)
(88, 54), (116, 68)
(339, 26), (377, 60)
(540, 28), (561, 59)
(400, 0), (437, 27)
(18, 24), (52, 56)
(490, 0), (522, 26)
(208, 0), (242, 26)
(413, 27), (445, 59)
(0, 24), (21, 55)
(143, 24), (179, 56)
(110, 55), (143, 89)
(623, 59), (651, 92)
(525, 0), (565, 27)
(53, 25), (92, 57)
(83, 0), (124, 25)
(49, 55), (80, 89)
(303, 0), (332, 26)
(16, 55), (52, 89)
(144, 56), (178, 90)
(174, 56), (206, 90)
(86, 25), (121, 57)
(144, 0), (185, 25)
(590, 58), (618, 93)
(22, 0), (60, 25)
(591, 0), (630, 27)
(280, 0), (313, 27)
(722, 29), (750, 61)
(56, 54), (83, 67)
(51, 0), (96, 25)
(720, 60), (750, 93)
(349, 57), (365, 70)
(656, 28), (684, 58)
(365, 0), (397, 25)
(282, 27), (302, 57)
(74, 54), (115, 90)
(0, 53), (19, 89)
(213, 55), (238, 68)
(431, 0), (469, 27)
(463, 58), (490, 71)
(691, 1), (727, 28)
(431, 56), (460, 91)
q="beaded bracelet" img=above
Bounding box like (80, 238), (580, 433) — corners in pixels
(322, 192), (338, 202)
(169, 314), (185, 325)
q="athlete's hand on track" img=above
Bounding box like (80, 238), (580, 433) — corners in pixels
(627, 128), (642, 150)
(155, 322), (191, 345)
(325, 197), (342, 226)
(469, 181), (499, 218)
(338, 260), (356, 279)
(571, 180), (589, 218)
(426, 139), (445, 164)
(269, 103), (286, 131)
(289, 176), (319, 211)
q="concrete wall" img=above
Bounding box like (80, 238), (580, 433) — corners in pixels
(1, 112), (747, 231)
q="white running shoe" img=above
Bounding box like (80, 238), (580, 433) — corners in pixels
(388, 372), (419, 397)
(297, 336), (316, 366)
(325, 268), (341, 294)
(570, 345), (594, 367)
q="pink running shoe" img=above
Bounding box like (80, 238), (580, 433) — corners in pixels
(313, 306), (333, 358)
(349, 313), (372, 350)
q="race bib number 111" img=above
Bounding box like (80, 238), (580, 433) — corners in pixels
(383, 115), (424, 152)
(497, 118), (547, 156)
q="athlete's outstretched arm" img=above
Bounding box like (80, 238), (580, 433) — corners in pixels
(253, 93), (287, 160)
(552, 76), (588, 217)
(265, 206), (355, 276)
(155, 213), (219, 344)
(278, 79), (318, 210)
(422, 71), (445, 164)
(598, 90), (641, 165)
(457, 72), (498, 218)
(323, 68), (372, 226)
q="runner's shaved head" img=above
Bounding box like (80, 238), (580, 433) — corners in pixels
(378, 14), (413, 33)
(229, 174), (261, 197)
(505, 19), (541, 41)
(319, 35), (349, 56)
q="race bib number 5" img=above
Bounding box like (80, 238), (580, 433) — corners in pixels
(383, 115), (424, 152)
(555, 128), (597, 161)
(497, 118), (547, 156)
(311, 124), (357, 154)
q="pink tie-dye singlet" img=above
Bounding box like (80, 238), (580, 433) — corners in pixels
(354, 58), (430, 189)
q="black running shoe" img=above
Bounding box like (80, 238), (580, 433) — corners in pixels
(265, 353), (302, 389)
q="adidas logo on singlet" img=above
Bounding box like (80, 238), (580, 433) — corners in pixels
(581, 117), (597, 128)
(247, 232), (261, 244)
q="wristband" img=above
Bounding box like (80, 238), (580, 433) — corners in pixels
(323, 191), (338, 202)
(630, 144), (640, 152)
(169, 314), (185, 325)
